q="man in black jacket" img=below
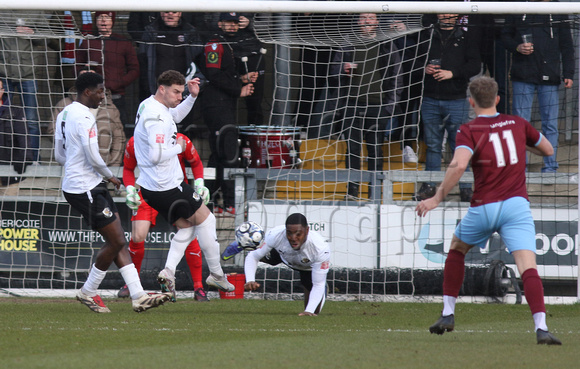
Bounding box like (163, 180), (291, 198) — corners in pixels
(139, 12), (204, 99)
(198, 12), (256, 215)
(327, 13), (403, 200)
(0, 79), (32, 186)
(415, 14), (481, 202)
(501, 1), (574, 173)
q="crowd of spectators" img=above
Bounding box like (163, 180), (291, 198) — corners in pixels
(0, 8), (575, 205)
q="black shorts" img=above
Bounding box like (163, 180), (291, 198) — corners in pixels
(140, 181), (203, 224)
(262, 249), (313, 291)
(64, 182), (118, 230)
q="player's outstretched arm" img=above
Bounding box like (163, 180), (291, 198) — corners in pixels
(416, 148), (471, 217)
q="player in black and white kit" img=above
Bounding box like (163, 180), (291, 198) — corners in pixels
(244, 213), (331, 316)
(54, 72), (171, 313)
(132, 70), (234, 299)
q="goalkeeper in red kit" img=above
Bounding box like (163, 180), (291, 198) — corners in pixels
(119, 133), (211, 302)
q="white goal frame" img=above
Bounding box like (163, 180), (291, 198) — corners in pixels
(0, 1), (578, 301)
(1, 1), (580, 15)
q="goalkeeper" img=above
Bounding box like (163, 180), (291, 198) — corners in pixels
(121, 133), (210, 302)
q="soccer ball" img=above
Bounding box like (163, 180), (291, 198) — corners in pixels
(235, 221), (264, 250)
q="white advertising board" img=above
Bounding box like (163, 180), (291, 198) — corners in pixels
(247, 202), (578, 278)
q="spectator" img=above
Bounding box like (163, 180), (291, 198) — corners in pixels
(0, 14), (43, 163)
(49, 69), (126, 166)
(389, 17), (421, 164)
(139, 11), (204, 100)
(128, 12), (211, 43)
(295, 13), (333, 129)
(47, 11), (91, 93)
(198, 12), (257, 215)
(414, 14), (481, 202)
(127, 12), (160, 42)
(501, 2), (574, 173)
(323, 13), (403, 200)
(0, 79), (33, 186)
(231, 13), (267, 125)
(76, 11), (139, 138)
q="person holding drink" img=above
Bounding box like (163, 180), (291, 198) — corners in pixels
(501, 4), (574, 173)
(414, 13), (481, 202)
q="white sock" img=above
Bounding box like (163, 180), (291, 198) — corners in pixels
(165, 226), (195, 273)
(533, 312), (548, 332)
(195, 213), (224, 277)
(82, 264), (106, 296)
(119, 263), (145, 300)
(442, 295), (457, 316)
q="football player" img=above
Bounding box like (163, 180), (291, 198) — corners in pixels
(55, 72), (171, 312)
(120, 133), (209, 302)
(244, 213), (331, 316)
(416, 76), (560, 345)
(131, 70), (235, 300)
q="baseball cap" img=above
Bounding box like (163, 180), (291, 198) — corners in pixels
(220, 12), (239, 22)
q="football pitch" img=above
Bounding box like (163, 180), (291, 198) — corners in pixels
(1, 297), (578, 369)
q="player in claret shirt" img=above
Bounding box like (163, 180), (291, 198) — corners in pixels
(244, 213), (331, 316)
(416, 76), (560, 345)
(118, 133), (209, 302)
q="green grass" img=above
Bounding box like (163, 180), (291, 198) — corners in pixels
(1, 298), (578, 369)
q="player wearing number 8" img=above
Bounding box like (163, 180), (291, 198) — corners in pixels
(416, 77), (560, 345)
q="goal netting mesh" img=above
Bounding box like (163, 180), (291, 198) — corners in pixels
(0, 7), (578, 303)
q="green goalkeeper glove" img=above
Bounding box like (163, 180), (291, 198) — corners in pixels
(194, 178), (210, 205)
(125, 185), (141, 210)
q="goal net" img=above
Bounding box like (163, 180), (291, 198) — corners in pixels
(0, 4), (578, 303)
(236, 9), (579, 303)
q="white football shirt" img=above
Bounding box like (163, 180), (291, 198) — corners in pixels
(245, 225), (331, 313)
(54, 102), (112, 194)
(133, 95), (195, 191)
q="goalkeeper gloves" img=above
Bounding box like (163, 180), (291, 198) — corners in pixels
(194, 178), (210, 205)
(125, 185), (141, 210)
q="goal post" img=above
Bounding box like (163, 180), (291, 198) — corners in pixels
(0, 2), (578, 303)
(1, 1), (580, 14)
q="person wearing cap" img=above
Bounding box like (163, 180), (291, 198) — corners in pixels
(76, 11), (139, 138)
(198, 12), (257, 216)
